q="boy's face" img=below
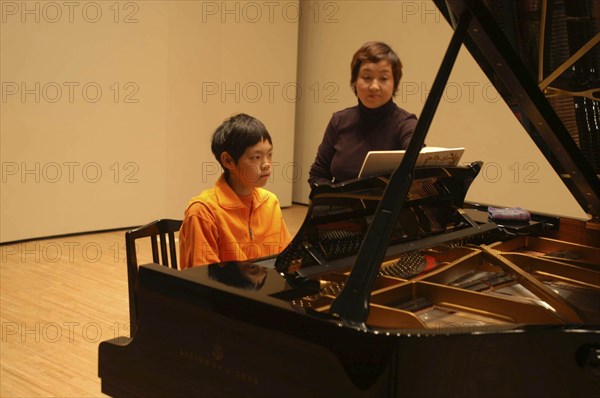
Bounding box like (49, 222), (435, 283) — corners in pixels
(237, 263), (267, 286)
(224, 139), (273, 192)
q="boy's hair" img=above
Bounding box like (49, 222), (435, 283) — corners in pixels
(350, 41), (402, 96)
(211, 113), (272, 176)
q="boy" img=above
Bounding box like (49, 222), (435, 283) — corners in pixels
(179, 114), (292, 269)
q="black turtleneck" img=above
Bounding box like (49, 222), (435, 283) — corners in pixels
(308, 100), (418, 186)
(358, 97), (396, 124)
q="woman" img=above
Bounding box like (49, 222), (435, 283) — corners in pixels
(308, 41), (418, 186)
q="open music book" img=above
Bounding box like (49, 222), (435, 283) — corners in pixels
(358, 147), (465, 178)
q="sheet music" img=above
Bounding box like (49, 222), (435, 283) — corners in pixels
(358, 147), (465, 178)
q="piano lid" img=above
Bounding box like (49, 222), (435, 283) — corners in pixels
(434, 0), (600, 219)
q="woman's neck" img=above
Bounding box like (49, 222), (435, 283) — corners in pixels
(358, 98), (395, 123)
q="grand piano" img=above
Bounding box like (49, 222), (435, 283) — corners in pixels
(99, 1), (600, 397)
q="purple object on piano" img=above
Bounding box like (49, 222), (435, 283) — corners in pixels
(488, 206), (531, 222)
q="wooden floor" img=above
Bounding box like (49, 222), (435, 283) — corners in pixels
(0, 204), (308, 397)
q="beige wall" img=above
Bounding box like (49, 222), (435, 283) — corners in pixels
(293, 0), (588, 220)
(1, 1), (589, 243)
(1, 1), (298, 243)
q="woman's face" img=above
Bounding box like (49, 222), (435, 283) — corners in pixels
(354, 60), (395, 109)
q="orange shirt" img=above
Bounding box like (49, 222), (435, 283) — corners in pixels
(179, 175), (292, 269)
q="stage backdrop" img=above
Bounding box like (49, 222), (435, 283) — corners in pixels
(1, 1), (298, 243)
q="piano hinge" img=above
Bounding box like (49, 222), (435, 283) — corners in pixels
(585, 219), (600, 231)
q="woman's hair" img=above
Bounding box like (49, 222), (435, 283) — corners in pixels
(350, 41), (403, 96)
(211, 113), (272, 176)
